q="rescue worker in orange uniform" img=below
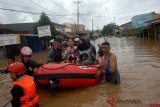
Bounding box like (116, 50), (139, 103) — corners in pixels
(8, 62), (39, 107)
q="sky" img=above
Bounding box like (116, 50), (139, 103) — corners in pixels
(0, 0), (160, 30)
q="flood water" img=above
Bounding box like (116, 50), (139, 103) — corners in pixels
(0, 36), (160, 107)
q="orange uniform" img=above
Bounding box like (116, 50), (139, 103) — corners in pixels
(12, 75), (38, 107)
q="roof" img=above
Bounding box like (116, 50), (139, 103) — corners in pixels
(1, 22), (64, 33)
(145, 18), (160, 26)
(3, 22), (36, 33)
(120, 22), (132, 27)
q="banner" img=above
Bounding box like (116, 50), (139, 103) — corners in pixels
(0, 34), (20, 46)
(37, 25), (51, 37)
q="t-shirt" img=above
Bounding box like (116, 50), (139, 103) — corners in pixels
(11, 85), (39, 107)
(22, 60), (41, 76)
(49, 49), (63, 63)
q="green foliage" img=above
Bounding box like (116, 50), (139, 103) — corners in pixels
(33, 12), (57, 37)
(102, 23), (118, 35)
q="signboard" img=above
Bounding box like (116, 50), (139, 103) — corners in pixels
(0, 34), (20, 46)
(37, 25), (51, 37)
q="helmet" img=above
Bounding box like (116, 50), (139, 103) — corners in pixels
(74, 37), (80, 42)
(21, 46), (32, 56)
(8, 62), (25, 74)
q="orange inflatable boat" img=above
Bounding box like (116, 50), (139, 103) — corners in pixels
(34, 57), (103, 87)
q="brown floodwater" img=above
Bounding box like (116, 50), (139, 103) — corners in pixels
(0, 36), (160, 107)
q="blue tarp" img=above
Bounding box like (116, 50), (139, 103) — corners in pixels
(25, 36), (44, 52)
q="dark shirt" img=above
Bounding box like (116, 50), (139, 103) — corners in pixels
(11, 85), (24, 107)
(49, 49), (63, 63)
(11, 85), (39, 107)
(76, 36), (97, 65)
(98, 49), (103, 57)
(22, 60), (41, 76)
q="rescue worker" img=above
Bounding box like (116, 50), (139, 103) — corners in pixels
(21, 46), (43, 76)
(8, 62), (39, 107)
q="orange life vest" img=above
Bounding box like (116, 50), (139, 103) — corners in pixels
(13, 75), (38, 107)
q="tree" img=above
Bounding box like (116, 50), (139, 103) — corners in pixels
(33, 12), (57, 37)
(102, 23), (118, 35)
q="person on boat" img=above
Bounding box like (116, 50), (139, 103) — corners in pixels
(46, 39), (55, 63)
(21, 46), (43, 76)
(60, 32), (96, 65)
(63, 38), (76, 64)
(48, 38), (63, 63)
(101, 42), (120, 84)
(48, 39), (54, 55)
(0, 56), (15, 74)
(8, 62), (39, 107)
(74, 37), (80, 48)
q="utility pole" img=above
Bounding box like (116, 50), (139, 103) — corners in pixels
(74, 0), (83, 34)
(97, 26), (99, 32)
(114, 16), (116, 36)
(92, 19), (94, 38)
(74, 22), (77, 35)
(92, 19), (93, 31)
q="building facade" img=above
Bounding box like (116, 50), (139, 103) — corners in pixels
(64, 23), (85, 34)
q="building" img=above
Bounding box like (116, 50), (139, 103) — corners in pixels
(0, 34), (45, 58)
(144, 18), (160, 40)
(132, 12), (154, 29)
(129, 12), (160, 39)
(64, 23), (85, 34)
(132, 12), (160, 29)
(0, 22), (64, 34)
(64, 23), (72, 33)
(120, 21), (134, 37)
(71, 24), (85, 33)
(120, 22), (133, 30)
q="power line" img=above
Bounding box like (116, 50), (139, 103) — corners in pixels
(0, 1), (43, 12)
(0, 7), (72, 16)
(80, 16), (91, 30)
(29, 0), (59, 15)
(0, 7), (41, 14)
(52, 0), (64, 6)
(48, 0), (71, 13)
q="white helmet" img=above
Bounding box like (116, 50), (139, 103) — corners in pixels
(49, 39), (54, 43)
(74, 37), (80, 42)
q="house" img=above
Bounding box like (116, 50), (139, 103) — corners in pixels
(1, 22), (64, 34)
(64, 23), (85, 34)
(120, 22), (132, 30)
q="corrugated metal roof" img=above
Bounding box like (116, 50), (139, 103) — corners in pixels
(2, 22), (64, 34)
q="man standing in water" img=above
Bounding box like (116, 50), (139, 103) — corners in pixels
(101, 42), (120, 84)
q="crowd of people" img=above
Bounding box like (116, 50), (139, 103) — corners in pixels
(0, 34), (120, 107)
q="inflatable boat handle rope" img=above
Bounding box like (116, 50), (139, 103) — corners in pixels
(41, 63), (102, 70)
